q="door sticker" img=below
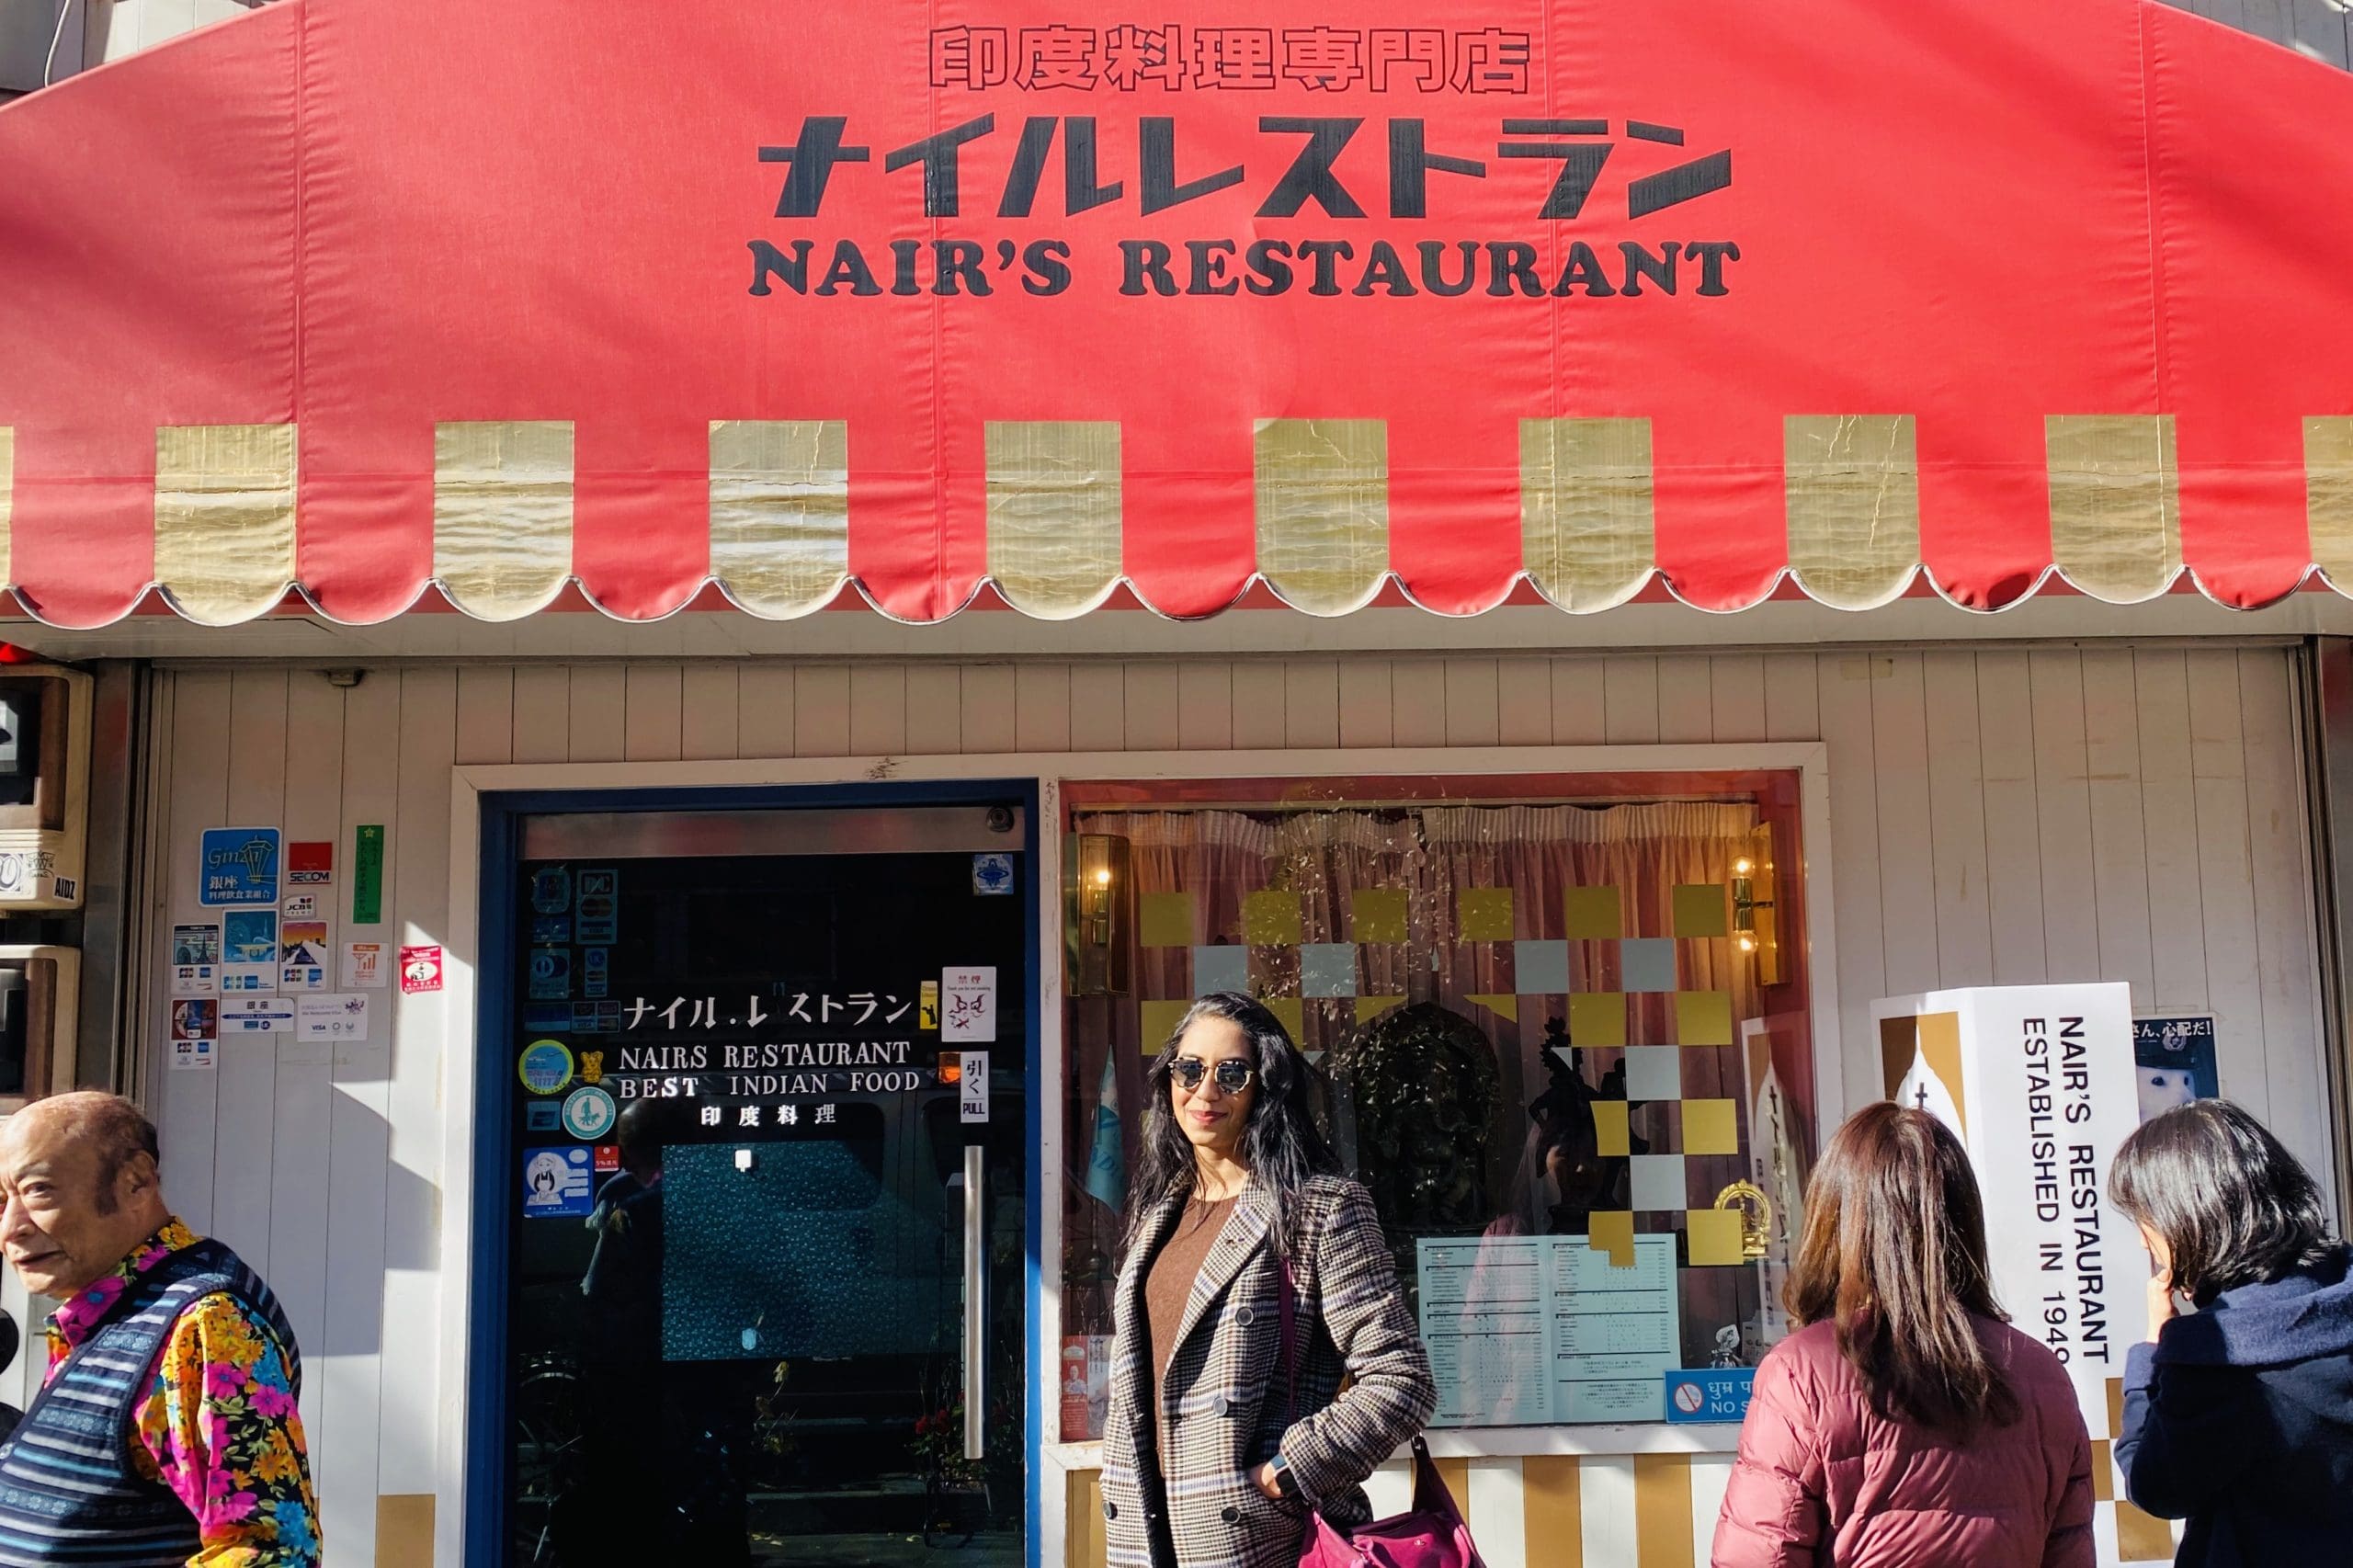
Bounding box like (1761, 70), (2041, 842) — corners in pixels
(199, 828), (280, 907)
(941, 967), (997, 1043)
(529, 948), (571, 1000)
(222, 910), (278, 993)
(343, 942), (388, 990)
(518, 1040), (575, 1095)
(576, 869), (619, 943)
(523, 1147), (594, 1218)
(563, 1085), (618, 1140)
(171, 925), (220, 996)
(279, 921), (331, 992)
(222, 996), (295, 1033)
(351, 825), (385, 924)
(960, 1051), (990, 1123)
(400, 944), (443, 994)
(531, 866), (572, 915)
(296, 994), (371, 1044)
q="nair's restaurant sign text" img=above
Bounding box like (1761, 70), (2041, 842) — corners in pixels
(749, 20), (1741, 303)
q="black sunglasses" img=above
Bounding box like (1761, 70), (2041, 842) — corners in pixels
(1169, 1056), (1256, 1094)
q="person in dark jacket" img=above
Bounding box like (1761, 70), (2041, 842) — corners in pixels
(2109, 1099), (2353, 1568)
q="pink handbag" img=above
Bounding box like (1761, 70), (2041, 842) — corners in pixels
(1279, 1261), (1486, 1568)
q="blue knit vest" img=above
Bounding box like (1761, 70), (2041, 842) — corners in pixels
(0, 1238), (298, 1566)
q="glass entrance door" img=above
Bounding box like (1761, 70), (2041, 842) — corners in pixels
(496, 801), (1029, 1567)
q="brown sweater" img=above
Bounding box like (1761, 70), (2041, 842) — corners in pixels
(1144, 1193), (1240, 1421)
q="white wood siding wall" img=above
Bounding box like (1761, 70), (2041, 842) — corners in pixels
(2163, 0), (2353, 69)
(146, 644), (2328, 1563)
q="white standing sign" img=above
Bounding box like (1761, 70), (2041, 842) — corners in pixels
(1874, 983), (2151, 1567)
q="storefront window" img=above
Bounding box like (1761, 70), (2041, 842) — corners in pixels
(1059, 776), (1816, 1440)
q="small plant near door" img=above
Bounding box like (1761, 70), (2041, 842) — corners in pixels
(750, 1359), (799, 1483)
(910, 1399), (983, 1490)
(913, 1398), (988, 1546)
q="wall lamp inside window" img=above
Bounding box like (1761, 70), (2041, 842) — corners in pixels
(1063, 833), (1131, 996)
(1731, 824), (1783, 986)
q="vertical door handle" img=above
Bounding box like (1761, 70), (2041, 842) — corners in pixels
(963, 1142), (984, 1461)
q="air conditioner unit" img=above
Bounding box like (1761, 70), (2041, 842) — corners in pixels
(0, 946), (78, 1110)
(0, 666), (89, 911)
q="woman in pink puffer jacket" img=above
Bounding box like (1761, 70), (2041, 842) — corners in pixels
(1711, 1104), (2094, 1568)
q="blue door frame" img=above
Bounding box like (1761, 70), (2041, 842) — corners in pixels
(464, 778), (1047, 1565)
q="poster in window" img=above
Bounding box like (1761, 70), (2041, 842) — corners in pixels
(2132, 1017), (2217, 1122)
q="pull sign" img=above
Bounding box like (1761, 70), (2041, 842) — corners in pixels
(960, 1052), (990, 1124)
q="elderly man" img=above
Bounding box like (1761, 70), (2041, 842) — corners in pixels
(0, 1092), (318, 1565)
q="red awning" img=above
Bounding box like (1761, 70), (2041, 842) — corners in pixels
(4, 0), (2353, 628)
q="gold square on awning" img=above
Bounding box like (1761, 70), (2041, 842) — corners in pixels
(1255, 418), (1388, 616)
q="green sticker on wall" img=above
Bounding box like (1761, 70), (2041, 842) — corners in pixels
(352, 824), (385, 925)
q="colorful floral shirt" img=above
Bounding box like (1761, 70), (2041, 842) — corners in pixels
(43, 1220), (321, 1567)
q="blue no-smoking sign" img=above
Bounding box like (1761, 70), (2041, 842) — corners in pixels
(1665, 1368), (1756, 1424)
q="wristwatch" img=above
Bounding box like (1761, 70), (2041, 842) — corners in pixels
(1268, 1454), (1301, 1500)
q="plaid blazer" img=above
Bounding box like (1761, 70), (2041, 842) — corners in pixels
(1098, 1176), (1437, 1568)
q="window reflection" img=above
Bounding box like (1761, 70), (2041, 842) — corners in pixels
(506, 846), (1027, 1565)
(1060, 790), (1817, 1439)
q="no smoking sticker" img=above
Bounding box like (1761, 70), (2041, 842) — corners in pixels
(1664, 1368), (1754, 1424)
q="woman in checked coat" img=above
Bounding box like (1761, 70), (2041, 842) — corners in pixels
(1098, 992), (1436, 1568)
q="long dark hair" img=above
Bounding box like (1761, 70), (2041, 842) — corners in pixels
(1785, 1102), (2020, 1437)
(1122, 992), (1338, 1260)
(2110, 1099), (2339, 1306)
